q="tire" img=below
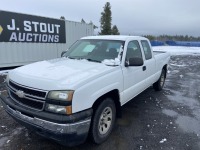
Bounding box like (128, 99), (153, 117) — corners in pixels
(153, 69), (166, 91)
(90, 98), (116, 144)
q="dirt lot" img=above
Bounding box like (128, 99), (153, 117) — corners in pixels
(0, 55), (200, 150)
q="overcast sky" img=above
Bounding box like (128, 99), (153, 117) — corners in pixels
(1, 0), (200, 37)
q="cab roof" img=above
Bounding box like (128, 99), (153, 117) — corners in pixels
(81, 35), (148, 41)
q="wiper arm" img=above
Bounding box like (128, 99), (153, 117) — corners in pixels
(68, 56), (83, 60)
(68, 57), (100, 63)
(68, 56), (75, 59)
(86, 58), (101, 63)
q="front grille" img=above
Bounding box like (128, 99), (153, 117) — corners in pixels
(10, 91), (44, 110)
(8, 80), (47, 111)
(9, 81), (46, 98)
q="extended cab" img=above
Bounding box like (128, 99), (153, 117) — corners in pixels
(0, 36), (170, 146)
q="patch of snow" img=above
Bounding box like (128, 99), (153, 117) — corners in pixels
(175, 116), (200, 135)
(0, 70), (10, 75)
(179, 75), (183, 78)
(0, 137), (8, 147)
(153, 46), (200, 56)
(6, 140), (10, 144)
(159, 138), (167, 143)
(102, 58), (120, 66)
(162, 109), (178, 117)
(171, 70), (179, 74)
(170, 63), (187, 67)
(117, 45), (124, 60)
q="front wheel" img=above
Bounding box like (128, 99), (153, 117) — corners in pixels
(90, 98), (116, 144)
(153, 69), (166, 91)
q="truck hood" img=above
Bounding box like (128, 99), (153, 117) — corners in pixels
(9, 58), (117, 91)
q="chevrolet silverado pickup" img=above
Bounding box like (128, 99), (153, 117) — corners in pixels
(0, 36), (170, 146)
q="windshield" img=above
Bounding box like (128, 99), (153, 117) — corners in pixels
(63, 39), (125, 63)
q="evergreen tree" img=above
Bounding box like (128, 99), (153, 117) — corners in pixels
(99, 2), (112, 35)
(81, 19), (86, 23)
(111, 25), (120, 35)
(60, 16), (65, 20)
(89, 21), (98, 29)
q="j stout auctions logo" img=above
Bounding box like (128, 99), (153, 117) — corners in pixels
(0, 11), (66, 43)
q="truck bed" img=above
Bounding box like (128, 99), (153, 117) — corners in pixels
(153, 51), (166, 55)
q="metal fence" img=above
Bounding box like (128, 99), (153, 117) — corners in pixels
(151, 40), (200, 47)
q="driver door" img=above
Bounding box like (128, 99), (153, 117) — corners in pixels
(122, 40), (146, 105)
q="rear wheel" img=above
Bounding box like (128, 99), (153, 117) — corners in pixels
(153, 69), (166, 91)
(90, 98), (116, 144)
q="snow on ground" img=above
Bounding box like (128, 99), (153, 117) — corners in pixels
(153, 46), (200, 55)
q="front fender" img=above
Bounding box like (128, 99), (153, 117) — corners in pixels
(72, 69), (123, 113)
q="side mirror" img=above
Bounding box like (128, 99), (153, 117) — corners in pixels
(125, 57), (143, 67)
(61, 51), (67, 57)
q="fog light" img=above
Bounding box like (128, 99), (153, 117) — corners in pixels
(0, 90), (8, 97)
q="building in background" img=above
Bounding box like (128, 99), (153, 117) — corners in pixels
(0, 10), (94, 68)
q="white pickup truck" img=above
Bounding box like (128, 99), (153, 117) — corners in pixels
(1, 36), (170, 146)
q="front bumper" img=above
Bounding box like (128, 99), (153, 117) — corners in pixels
(0, 96), (93, 146)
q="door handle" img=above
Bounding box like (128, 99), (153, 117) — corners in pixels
(143, 66), (146, 71)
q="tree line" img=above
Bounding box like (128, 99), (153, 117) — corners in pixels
(144, 35), (200, 42)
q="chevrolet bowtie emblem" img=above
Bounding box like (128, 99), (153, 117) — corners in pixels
(16, 90), (25, 98)
(0, 25), (3, 35)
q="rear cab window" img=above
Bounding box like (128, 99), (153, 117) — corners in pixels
(141, 40), (152, 60)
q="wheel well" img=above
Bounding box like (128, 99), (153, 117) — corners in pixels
(163, 64), (167, 77)
(92, 89), (121, 118)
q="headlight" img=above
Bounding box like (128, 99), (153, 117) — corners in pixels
(47, 91), (74, 101)
(46, 91), (73, 115)
(45, 104), (72, 115)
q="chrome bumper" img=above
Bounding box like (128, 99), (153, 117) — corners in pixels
(6, 104), (91, 134)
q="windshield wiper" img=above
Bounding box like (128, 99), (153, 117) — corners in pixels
(68, 57), (100, 63)
(86, 58), (101, 63)
(68, 56), (83, 60)
(68, 56), (75, 59)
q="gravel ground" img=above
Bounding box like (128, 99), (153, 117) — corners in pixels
(0, 55), (200, 150)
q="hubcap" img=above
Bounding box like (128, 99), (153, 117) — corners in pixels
(98, 107), (112, 135)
